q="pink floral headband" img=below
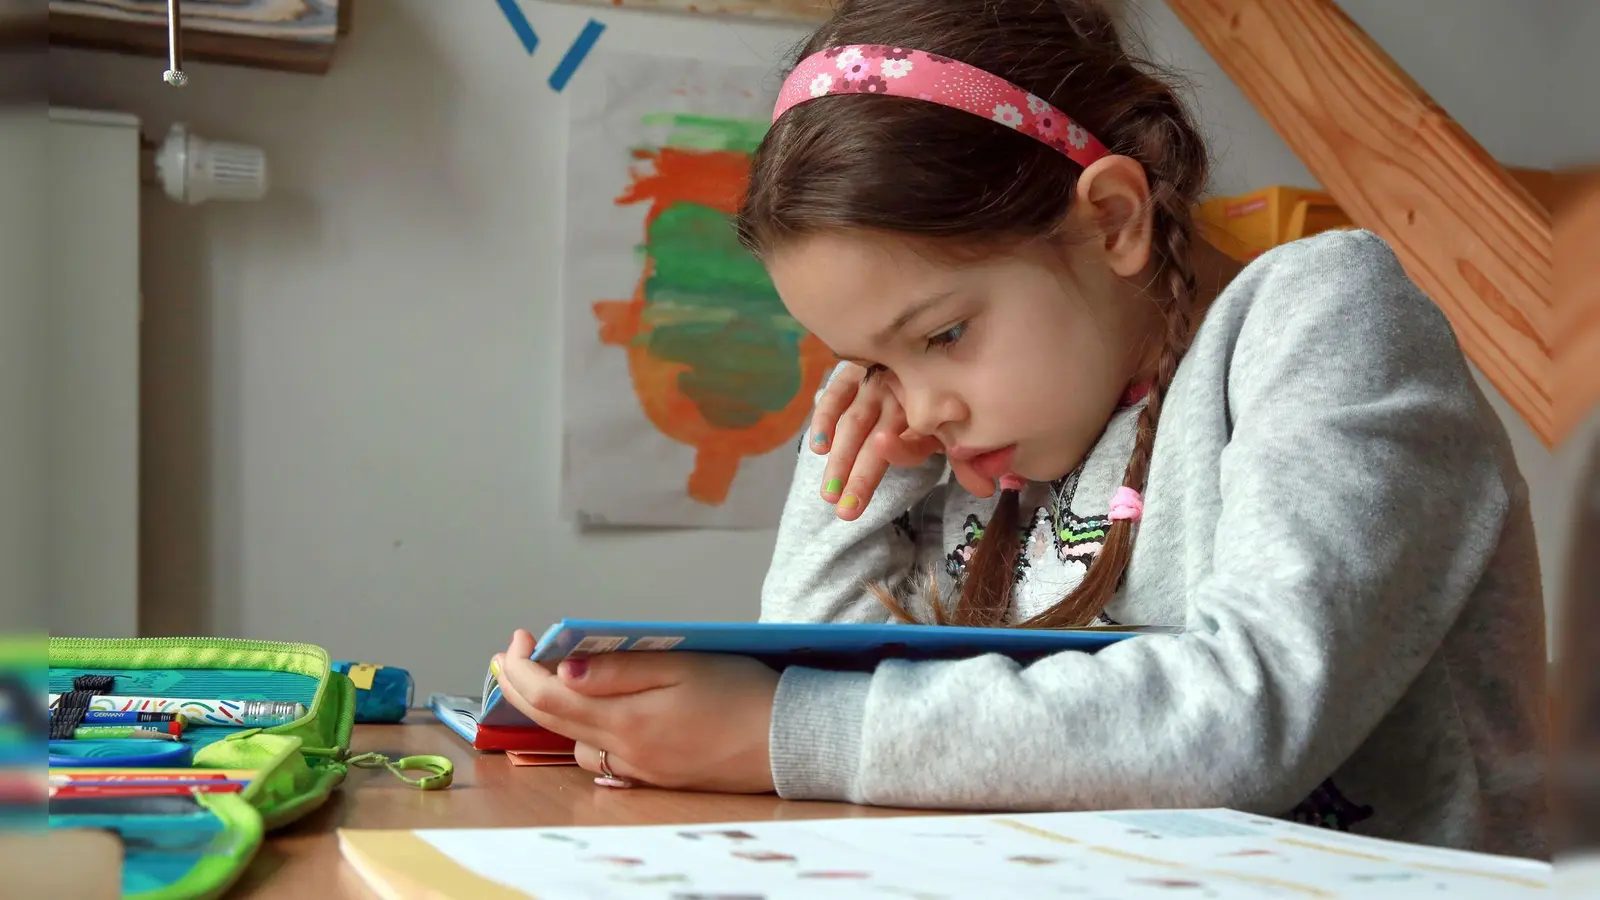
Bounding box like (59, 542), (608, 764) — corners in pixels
(773, 45), (1111, 168)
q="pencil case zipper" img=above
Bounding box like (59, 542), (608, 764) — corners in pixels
(48, 636), (333, 738)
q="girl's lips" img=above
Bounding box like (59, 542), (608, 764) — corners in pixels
(962, 445), (1017, 480)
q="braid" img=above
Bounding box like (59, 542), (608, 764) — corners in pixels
(951, 487), (1025, 627)
(1022, 191), (1201, 628)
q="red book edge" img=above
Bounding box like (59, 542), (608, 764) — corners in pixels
(471, 724), (577, 754)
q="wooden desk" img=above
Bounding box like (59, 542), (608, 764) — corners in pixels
(235, 714), (925, 898)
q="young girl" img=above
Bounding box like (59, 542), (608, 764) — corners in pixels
(493, 0), (1549, 858)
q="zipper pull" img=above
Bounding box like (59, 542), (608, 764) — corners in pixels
(346, 752), (454, 791)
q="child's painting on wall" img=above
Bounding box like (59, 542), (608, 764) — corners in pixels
(561, 51), (832, 528)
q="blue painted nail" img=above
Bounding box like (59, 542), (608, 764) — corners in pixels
(812, 432), (829, 447)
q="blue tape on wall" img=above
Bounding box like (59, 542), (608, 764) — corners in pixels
(495, 0), (539, 55)
(549, 19), (606, 93)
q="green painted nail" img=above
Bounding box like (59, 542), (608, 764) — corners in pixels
(838, 494), (860, 510)
(824, 478), (843, 494)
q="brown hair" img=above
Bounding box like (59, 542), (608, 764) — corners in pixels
(735, 0), (1210, 628)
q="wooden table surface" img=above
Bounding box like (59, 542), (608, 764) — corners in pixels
(235, 713), (926, 898)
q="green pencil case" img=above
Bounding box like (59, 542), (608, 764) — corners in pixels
(46, 636), (365, 900)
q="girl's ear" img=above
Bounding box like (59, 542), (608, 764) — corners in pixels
(1072, 154), (1155, 279)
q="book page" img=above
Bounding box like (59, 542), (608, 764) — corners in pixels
(395, 808), (1550, 899)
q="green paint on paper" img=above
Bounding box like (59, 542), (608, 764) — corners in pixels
(641, 112), (769, 154)
(637, 202), (802, 430)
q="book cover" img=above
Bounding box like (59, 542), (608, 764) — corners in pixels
(475, 618), (1171, 728)
(425, 692), (576, 755)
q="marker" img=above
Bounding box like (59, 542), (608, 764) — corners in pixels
(47, 768), (256, 780)
(49, 694), (306, 727)
(50, 774), (244, 787)
(70, 726), (182, 741)
(51, 710), (181, 726)
(50, 771), (249, 784)
(50, 783), (244, 799)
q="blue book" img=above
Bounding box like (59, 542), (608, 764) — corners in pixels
(472, 618), (1175, 728)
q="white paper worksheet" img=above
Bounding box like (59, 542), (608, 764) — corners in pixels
(395, 808), (1551, 899)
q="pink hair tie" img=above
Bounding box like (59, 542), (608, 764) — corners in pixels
(997, 474), (1027, 492)
(773, 46), (1110, 168)
(1108, 486), (1143, 522)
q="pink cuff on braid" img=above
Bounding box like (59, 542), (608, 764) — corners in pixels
(1108, 486), (1143, 522)
(997, 474), (1028, 492)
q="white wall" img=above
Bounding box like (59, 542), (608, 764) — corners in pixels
(0, 105), (46, 635)
(46, 0), (1588, 696)
(45, 109), (142, 638)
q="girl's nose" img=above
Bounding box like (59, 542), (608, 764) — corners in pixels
(901, 383), (964, 437)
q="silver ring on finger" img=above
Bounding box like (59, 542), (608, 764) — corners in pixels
(595, 748), (633, 789)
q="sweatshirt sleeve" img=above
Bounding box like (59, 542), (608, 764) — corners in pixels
(760, 361), (949, 624)
(768, 231), (1512, 810)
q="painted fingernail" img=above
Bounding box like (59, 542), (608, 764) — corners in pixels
(594, 776), (634, 789)
(823, 478), (843, 495)
(838, 494), (860, 510)
(812, 432), (829, 448)
(490, 656), (503, 679)
(560, 658), (588, 680)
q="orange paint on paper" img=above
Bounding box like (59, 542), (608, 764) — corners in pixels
(593, 136), (831, 506)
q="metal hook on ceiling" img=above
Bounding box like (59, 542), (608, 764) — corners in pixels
(163, 0), (187, 86)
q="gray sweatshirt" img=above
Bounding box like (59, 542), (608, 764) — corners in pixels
(760, 229), (1549, 860)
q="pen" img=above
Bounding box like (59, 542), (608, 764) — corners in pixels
(51, 783), (244, 799)
(50, 710), (181, 726)
(50, 771), (249, 784)
(70, 726), (183, 741)
(49, 694), (306, 727)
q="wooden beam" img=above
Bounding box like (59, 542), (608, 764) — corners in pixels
(1166, 0), (1556, 445)
(1554, 169), (1600, 442)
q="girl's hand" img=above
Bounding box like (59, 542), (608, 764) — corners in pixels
(493, 630), (779, 794)
(810, 363), (995, 519)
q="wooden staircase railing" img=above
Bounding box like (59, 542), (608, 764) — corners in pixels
(1165, 0), (1558, 445)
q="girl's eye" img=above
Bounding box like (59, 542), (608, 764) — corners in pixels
(927, 321), (968, 350)
(861, 363), (888, 383)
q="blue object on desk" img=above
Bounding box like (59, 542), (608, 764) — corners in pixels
(330, 662), (413, 723)
(48, 739), (193, 768)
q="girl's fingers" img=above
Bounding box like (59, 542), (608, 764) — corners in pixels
(497, 655), (611, 747)
(808, 366), (862, 454)
(820, 392), (877, 504)
(834, 429), (894, 520)
(835, 399), (911, 519)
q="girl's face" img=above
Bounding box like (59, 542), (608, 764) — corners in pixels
(769, 228), (1162, 483)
